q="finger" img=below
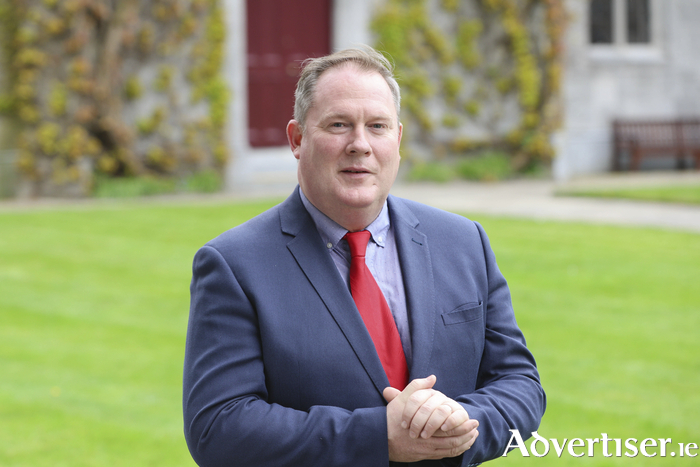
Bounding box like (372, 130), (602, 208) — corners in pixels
(412, 430), (479, 459)
(433, 419), (478, 438)
(464, 427), (479, 450)
(439, 401), (469, 432)
(401, 388), (435, 430)
(450, 427), (479, 453)
(420, 403), (453, 439)
(408, 392), (449, 438)
(383, 386), (401, 403)
(400, 374), (436, 399)
(396, 375), (437, 429)
(445, 430), (479, 457)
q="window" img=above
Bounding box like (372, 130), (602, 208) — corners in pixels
(590, 0), (613, 43)
(590, 0), (651, 44)
(627, 0), (650, 43)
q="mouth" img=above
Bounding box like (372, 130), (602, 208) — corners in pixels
(341, 168), (370, 174)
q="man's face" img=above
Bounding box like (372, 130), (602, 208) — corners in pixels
(287, 64), (402, 229)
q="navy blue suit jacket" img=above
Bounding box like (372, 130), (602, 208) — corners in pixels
(183, 187), (545, 466)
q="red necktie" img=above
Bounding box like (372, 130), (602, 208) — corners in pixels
(344, 230), (408, 389)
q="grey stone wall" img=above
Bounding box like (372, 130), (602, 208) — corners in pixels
(554, 0), (700, 180)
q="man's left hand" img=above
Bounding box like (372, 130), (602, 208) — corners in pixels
(384, 375), (479, 462)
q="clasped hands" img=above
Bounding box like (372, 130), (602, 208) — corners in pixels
(384, 375), (479, 463)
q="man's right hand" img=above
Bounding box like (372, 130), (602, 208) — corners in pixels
(384, 375), (479, 463)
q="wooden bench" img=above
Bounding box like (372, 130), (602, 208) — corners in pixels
(612, 119), (700, 171)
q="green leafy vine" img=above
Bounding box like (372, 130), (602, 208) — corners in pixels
(0, 0), (228, 196)
(372, 0), (566, 169)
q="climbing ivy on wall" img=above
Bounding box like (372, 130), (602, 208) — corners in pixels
(0, 0), (228, 196)
(372, 0), (566, 170)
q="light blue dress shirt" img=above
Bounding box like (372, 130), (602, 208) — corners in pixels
(299, 189), (412, 366)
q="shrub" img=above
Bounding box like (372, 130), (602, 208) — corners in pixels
(455, 151), (513, 181)
(93, 176), (177, 198)
(406, 162), (455, 183)
(184, 169), (222, 193)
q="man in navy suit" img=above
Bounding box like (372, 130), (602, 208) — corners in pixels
(183, 46), (545, 466)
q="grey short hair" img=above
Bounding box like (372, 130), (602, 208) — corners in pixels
(293, 46), (401, 129)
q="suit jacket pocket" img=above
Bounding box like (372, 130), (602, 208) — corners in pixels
(441, 302), (483, 325)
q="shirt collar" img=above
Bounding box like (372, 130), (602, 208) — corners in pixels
(299, 188), (390, 249)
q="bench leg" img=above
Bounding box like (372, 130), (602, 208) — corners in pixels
(676, 150), (686, 170)
(631, 148), (642, 170)
(613, 150), (621, 171)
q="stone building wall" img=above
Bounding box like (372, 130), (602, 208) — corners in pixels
(554, 0), (700, 180)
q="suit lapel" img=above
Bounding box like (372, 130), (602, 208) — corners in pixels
(280, 188), (390, 396)
(388, 196), (437, 379)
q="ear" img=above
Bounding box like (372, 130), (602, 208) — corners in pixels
(286, 120), (303, 160)
(397, 122), (403, 146)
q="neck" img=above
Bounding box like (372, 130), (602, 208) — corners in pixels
(337, 209), (381, 232)
(322, 201), (383, 232)
(298, 188), (385, 232)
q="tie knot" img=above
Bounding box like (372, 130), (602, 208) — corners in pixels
(344, 230), (371, 258)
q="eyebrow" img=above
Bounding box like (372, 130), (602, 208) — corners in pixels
(322, 112), (394, 124)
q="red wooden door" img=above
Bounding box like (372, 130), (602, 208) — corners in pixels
(247, 0), (331, 147)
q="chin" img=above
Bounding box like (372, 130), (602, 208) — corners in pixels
(339, 188), (384, 209)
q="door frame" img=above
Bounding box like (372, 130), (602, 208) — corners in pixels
(225, 0), (377, 191)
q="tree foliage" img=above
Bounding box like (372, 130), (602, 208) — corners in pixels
(0, 0), (227, 197)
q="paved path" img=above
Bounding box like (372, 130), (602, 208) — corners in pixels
(2, 171), (699, 234)
(391, 171), (700, 234)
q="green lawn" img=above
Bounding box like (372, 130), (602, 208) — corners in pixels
(480, 217), (700, 465)
(1, 199), (698, 466)
(558, 184), (700, 205)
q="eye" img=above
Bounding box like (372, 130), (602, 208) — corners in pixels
(331, 122), (345, 128)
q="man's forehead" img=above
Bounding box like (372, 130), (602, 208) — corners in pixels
(317, 62), (386, 87)
(303, 62), (398, 124)
(314, 66), (392, 103)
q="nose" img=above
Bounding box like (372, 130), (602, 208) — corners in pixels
(347, 128), (371, 155)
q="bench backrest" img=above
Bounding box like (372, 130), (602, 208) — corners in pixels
(613, 119), (700, 148)
(680, 120), (700, 145)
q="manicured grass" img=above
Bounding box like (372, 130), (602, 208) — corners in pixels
(1, 199), (698, 466)
(0, 199), (281, 467)
(558, 184), (700, 205)
(476, 216), (700, 465)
